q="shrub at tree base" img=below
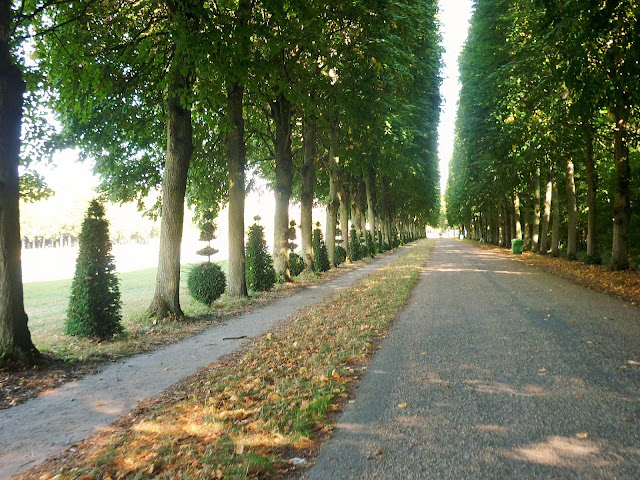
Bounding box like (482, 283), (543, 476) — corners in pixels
(335, 245), (347, 266)
(246, 221), (276, 291)
(312, 226), (330, 272)
(366, 231), (376, 258)
(349, 225), (362, 262)
(187, 262), (226, 306)
(288, 252), (305, 277)
(66, 200), (123, 340)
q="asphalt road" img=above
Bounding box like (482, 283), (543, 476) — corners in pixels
(304, 239), (640, 479)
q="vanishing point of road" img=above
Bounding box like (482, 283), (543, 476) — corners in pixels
(305, 239), (639, 479)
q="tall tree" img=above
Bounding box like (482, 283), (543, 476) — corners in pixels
(0, 0), (37, 360)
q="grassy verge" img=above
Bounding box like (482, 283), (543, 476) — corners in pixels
(23, 240), (434, 480)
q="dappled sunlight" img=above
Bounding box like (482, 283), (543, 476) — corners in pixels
(474, 424), (510, 434)
(423, 266), (531, 275)
(464, 380), (546, 397)
(503, 436), (609, 468)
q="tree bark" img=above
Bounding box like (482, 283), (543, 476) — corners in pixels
(149, 52), (194, 320)
(365, 167), (376, 245)
(514, 193), (522, 240)
(564, 156), (577, 260)
(551, 169), (560, 257)
(540, 166), (553, 254)
(611, 98), (630, 270)
(300, 115), (317, 271)
(326, 170), (339, 267)
(523, 181), (531, 249)
(339, 181), (350, 260)
(225, 80), (248, 297)
(270, 93), (293, 281)
(0, 4), (38, 359)
(584, 125), (597, 260)
(532, 165), (541, 252)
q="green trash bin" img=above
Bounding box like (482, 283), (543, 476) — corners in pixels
(511, 238), (524, 254)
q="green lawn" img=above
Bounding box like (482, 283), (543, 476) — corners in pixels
(23, 262), (227, 357)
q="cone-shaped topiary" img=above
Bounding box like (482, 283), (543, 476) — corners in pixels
(312, 223), (330, 272)
(349, 225), (362, 261)
(246, 217), (276, 291)
(188, 262), (226, 305)
(335, 245), (347, 266)
(366, 231), (376, 258)
(66, 200), (123, 339)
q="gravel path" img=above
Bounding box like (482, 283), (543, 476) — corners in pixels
(0, 247), (411, 479)
(305, 239), (640, 479)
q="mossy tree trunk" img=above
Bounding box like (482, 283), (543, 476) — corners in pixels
(225, 80), (248, 297)
(532, 165), (541, 252)
(540, 166), (553, 254)
(611, 97), (631, 271)
(551, 168), (560, 257)
(0, 4), (37, 360)
(365, 167), (376, 243)
(300, 115), (317, 271)
(584, 125), (597, 260)
(149, 50), (194, 320)
(271, 93), (292, 282)
(564, 156), (577, 260)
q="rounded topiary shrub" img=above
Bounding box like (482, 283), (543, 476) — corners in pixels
(246, 219), (276, 291)
(188, 262), (226, 306)
(335, 245), (347, 266)
(289, 252), (305, 277)
(66, 200), (123, 340)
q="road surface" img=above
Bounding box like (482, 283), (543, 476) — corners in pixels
(305, 239), (640, 479)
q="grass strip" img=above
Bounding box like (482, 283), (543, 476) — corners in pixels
(25, 240), (434, 480)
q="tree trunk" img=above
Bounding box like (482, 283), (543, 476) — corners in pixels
(532, 166), (541, 252)
(514, 193), (522, 240)
(355, 176), (366, 239)
(326, 171), (339, 267)
(611, 99), (630, 270)
(540, 166), (553, 254)
(365, 167), (376, 245)
(225, 80), (248, 297)
(148, 53), (194, 320)
(565, 156), (577, 260)
(0, 8), (38, 359)
(339, 182), (350, 260)
(523, 181), (531, 249)
(270, 93), (292, 281)
(325, 127), (340, 267)
(584, 125), (597, 260)
(551, 169), (560, 257)
(300, 115), (317, 271)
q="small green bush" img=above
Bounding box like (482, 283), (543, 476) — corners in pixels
(366, 231), (376, 258)
(246, 218), (276, 291)
(312, 223), (330, 272)
(289, 252), (305, 277)
(335, 245), (347, 266)
(66, 200), (123, 340)
(187, 262), (226, 305)
(349, 225), (362, 261)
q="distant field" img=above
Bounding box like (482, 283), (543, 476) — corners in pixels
(23, 262), (227, 352)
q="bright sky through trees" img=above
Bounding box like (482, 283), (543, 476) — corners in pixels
(437, 0), (474, 193)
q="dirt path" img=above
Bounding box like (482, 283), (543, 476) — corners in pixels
(304, 239), (640, 479)
(0, 247), (411, 479)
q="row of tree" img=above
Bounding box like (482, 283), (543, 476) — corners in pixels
(1, 0), (442, 360)
(446, 0), (638, 268)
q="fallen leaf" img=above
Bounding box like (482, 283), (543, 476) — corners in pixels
(576, 432), (589, 439)
(397, 402), (407, 409)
